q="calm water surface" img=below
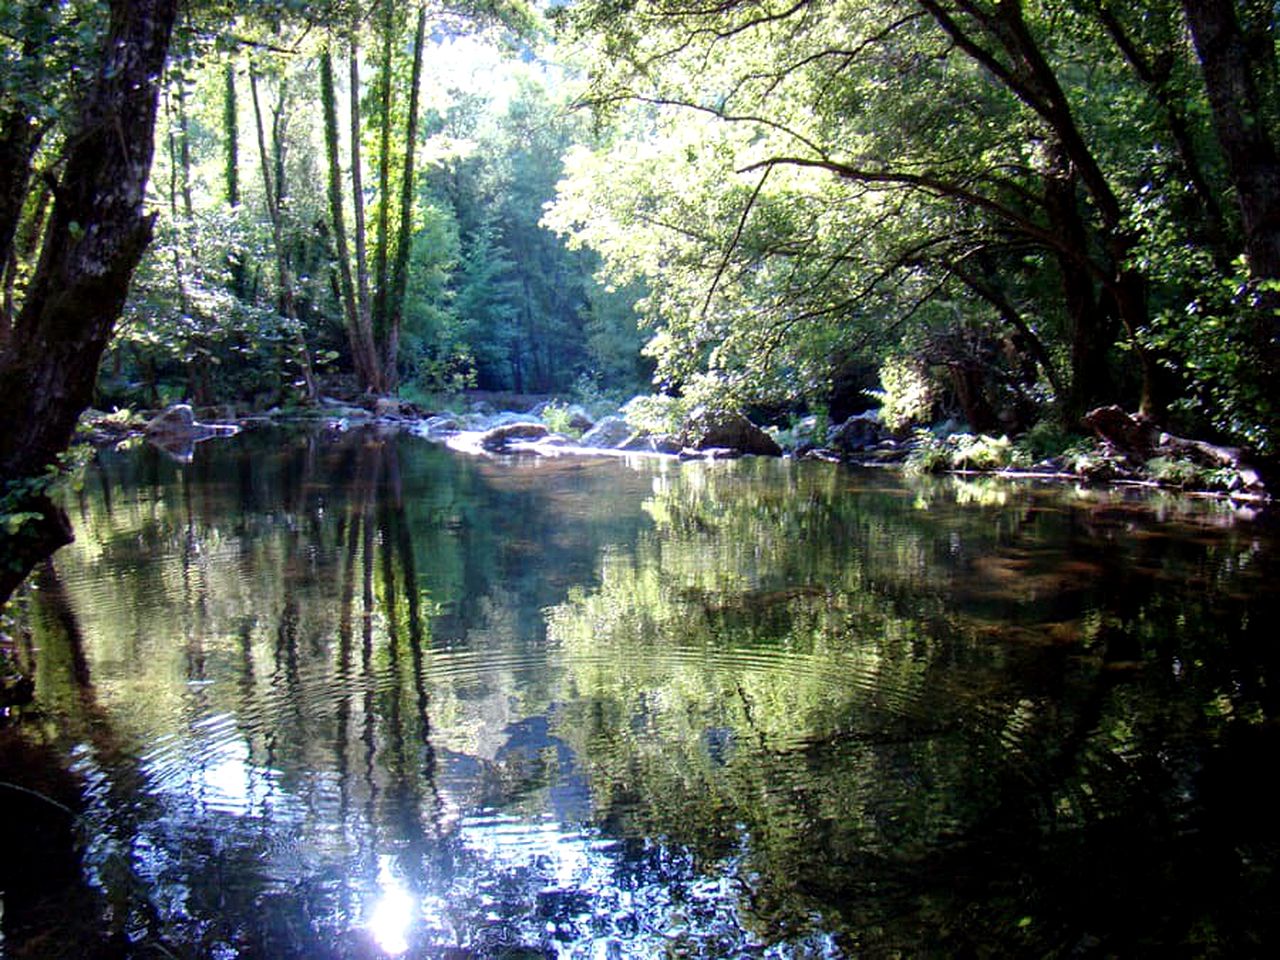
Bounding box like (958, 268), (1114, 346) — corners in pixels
(4, 426), (1278, 957)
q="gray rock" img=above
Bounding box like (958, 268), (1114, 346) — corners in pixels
(827, 411), (886, 453)
(144, 403), (239, 463)
(478, 422), (550, 452)
(418, 415), (461, 435)
(565, 405), (595, 433)
(678, 407), (782, 457)
(488, 411), (544, 428)
(580, 415), (633, 448)
(145, 404), (197, 436)
(373, 397), (418, 420)
(618, 433), (681, 454)
(679, 446), (740, 460)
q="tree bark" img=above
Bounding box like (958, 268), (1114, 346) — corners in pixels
(320, 46), (380, 392)
(384, 6), (428, 393)
(1182, 0), (1280, 432)
(0, 0), (180, 485)
(1182, 0), (1280, 285)
(0, 0), (180, 607)
(372, 0), (397, 355)
(222, 59), (248, 299)
(348, 39), (380, 393)
(249, 64), (317, 402)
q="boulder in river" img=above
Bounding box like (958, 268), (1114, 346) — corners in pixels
(478, 422), (550, 452)
(580, 416), (633, 449)
(678, 407), (782, 457)
(618, 433), (682, 454)
(144, 404), (239, 462)
(827, 411), (886, 453)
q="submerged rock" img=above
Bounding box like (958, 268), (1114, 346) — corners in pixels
(144, 403), (198, 436)
(619, 433), (682, 454)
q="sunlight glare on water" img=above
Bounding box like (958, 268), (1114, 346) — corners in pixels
(368, 857), (415, 956)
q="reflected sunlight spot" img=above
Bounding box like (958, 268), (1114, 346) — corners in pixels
(368, 858), (416, 956)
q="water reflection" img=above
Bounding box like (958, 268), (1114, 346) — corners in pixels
(4, 429), (1278, 956)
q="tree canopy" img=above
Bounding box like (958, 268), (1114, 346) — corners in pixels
(546, 0), (1280, 450)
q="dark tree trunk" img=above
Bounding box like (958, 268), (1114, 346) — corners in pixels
(1040, 142), (1114, 424)
(1182, 0), (1280, 438)
(1182, 0), (1280, 286)
(0, 0), (179, 484)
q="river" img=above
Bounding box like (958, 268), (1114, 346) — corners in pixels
(2, 425), (1277, 957)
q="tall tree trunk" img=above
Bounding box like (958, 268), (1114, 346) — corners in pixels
(1182, 0), (1280, 286)
(164, 83), (191, 321)
(249, 64), (317, 403)
(0, 0), (180, 605)
(384, 6), (428, 393)
(372, 0), (396, 356)
(348, 39), (380, 393)
(176, 78), (194, 221)
(223, 60), (240, 207)
(222, 58), (247, 299)
(320, 46), (380, 392)
(1041, 143), (1114, 423)
(1182, 0), (1280, 426)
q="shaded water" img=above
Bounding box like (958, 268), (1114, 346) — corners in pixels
(3, 426), (1278, 957)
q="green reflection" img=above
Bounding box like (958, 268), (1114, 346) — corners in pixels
(4, 435), (1277, 957)
(544, 460), (1279, 951)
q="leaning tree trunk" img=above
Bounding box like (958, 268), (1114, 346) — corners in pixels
(0, 0), (180, 604)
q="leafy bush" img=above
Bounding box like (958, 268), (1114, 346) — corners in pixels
(623, 393), (689, 436)
(1015, 420), (1090, 462)
(867, 357), (934, 434)
(906, 433), (953, 475)
(906, 431), (1013, 474)
(1142, 455), (1238, 491)
(541, 400), (584, 438)
(951, 433), (1012, 470)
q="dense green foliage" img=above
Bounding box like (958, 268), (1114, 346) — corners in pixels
(4, 0), (1280, 493)
(546, 0), (1280, 450)
(1, 0), (650, 419)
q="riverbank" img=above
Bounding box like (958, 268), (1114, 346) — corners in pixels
(77, 394), (1272, 503)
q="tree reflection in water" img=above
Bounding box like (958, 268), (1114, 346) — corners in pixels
(4, 429), (1277, 956)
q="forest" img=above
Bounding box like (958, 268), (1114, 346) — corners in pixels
(2, 0), (1280, 587)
